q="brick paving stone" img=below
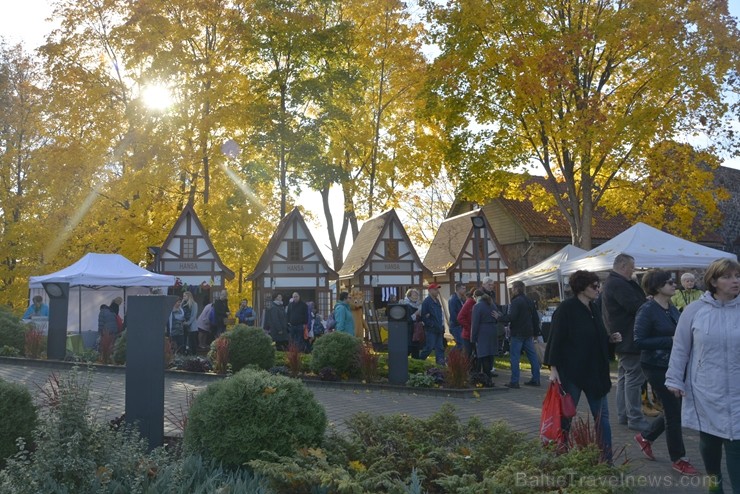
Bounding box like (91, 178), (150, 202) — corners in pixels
(0, 359), (725, 493)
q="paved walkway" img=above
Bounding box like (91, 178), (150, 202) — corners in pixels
(0, 358), (725, 493)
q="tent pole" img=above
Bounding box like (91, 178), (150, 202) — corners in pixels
(557, 270), (564, 301)
(78, 286), (82, 334)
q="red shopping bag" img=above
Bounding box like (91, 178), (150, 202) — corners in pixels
(540, 382), (565, 445)
(559, 384), (577, 419)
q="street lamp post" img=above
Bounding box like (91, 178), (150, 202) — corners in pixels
(471, 215), (486, 286)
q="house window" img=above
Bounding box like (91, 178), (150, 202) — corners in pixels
(288, 241), (302, 261)
(182, 238), (195, 258)
(385, 240), (399, 260)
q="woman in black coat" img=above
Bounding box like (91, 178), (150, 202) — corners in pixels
(545, 270), (621, 463)
(471, 290), (500, 379)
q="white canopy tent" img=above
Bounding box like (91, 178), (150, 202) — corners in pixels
(559, 223), (737, 276)
(508, 245), (587, 287)
(29, 253), (176, 333)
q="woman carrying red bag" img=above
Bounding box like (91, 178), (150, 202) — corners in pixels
(544, 270), (621, 463)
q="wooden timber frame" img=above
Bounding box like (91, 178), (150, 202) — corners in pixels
(337, 209), (431, 342)
(424, 209), (511, 306)
(247, 208), (338, 324)
(154, 205), (234, 308)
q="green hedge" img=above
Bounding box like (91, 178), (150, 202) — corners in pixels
(310, 332), (362, 376)
(184, 369), (326, 467)
(224, 324), (275, 372)
(0, 306), (25, 354)
(0, 378), (37, 467)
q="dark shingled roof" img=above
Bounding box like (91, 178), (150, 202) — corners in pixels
(452, 173), (727, 245)
(495, 176), (629, 240)
(715, 165), (740, 252)
(247, 207), (338, 281)
(338, 209), (430, 279)
(424, 209), (510, 275)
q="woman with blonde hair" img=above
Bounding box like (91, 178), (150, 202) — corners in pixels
(666, 258), (740, 493)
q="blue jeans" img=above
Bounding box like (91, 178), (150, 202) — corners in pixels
(509, 336), (541, 384)
(419, 330), (445, 365)
(449, 325), (463, 348)
(561, 378), (613, 463)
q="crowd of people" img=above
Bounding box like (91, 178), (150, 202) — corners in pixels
(543, 255), (740, 492)
(24, 251), (739, 491)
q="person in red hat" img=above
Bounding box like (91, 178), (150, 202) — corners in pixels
(419, 283), (446, 365)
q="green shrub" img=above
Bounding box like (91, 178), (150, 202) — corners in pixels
(0, 306), (25, 354)
(0, 345), (20, 357)
(310, 332), (362, 376)
(184, 368), (326, 467)
(143, 454), (269, 493)
(249, 404), (628, 494)
(0, 379), (37, 467)
(224, 324), (275, 372)
(407, 373), (435, 387)
(0, 368), (171, 493)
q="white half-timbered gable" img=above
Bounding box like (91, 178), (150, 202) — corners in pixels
(157, 205), (234, 291)
(248, 208), (337, 319)
(424, 209), (510, 304)
(338, 209), (431, 306)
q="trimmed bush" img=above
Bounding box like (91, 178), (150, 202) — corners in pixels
(0, 368), (171, 493)
(310, 332), (362, 376)
(224, 324), (275, 372)
(183, 368), (326, 467)
(0, 378), (37, 467)
(0, 306), (25, 354)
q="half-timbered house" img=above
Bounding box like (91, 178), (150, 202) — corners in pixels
(424, 209), (511, 305)
(247, 208), (338, 322)
(152, 205), (234, 307)
(338, 209), (430, 308)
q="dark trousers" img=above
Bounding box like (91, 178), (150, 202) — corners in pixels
(186, 331), (199, 355)
(462, 338), (475, 369)
(477, 355), (493, 377)
(171, 334), (185, 354)
(640, 365), (685, 461)
(700, 432), (740, 494)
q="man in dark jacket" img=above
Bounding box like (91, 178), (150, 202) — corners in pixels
(499, 281), (541, 388)
(419, 283), (446, 365)
(286, 292), (309, 352)
(601, 253), (649, 431)
(448, 282), (465, 348)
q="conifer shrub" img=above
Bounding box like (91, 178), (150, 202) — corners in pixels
(310, 332), (362, 377)
(183, 368), (326, 468)
(0, 379), (37, 467)
(224, 324), (275, 372)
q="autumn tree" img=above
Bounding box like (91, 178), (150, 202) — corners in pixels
(426, 0), (740, 248)
(300, 0), (430, 269)
(0, 43), (49, 307)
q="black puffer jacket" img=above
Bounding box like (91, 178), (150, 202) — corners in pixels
(633, 300), (678, 368)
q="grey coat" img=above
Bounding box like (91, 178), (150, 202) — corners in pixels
(471, 300), (498, 358)
(665, 292), (740, 440)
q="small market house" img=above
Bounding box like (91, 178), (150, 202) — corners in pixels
(424, 209), (510, 305)
(247, 208), (338, 321)
(338, 209), (430, 309)
(152, 205), (234, 306)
